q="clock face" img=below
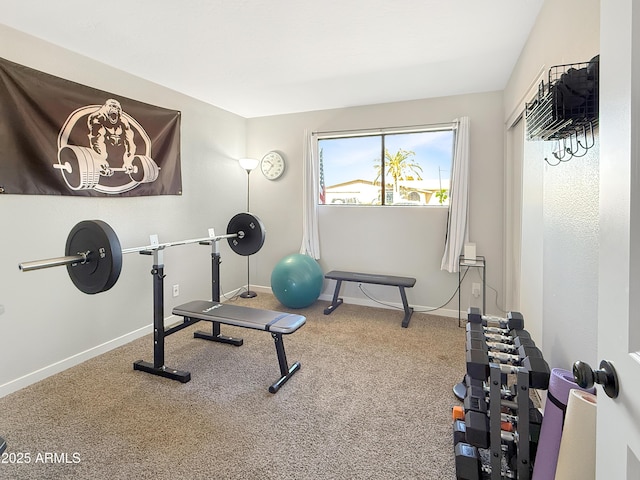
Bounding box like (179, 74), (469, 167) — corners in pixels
(260, 151), (285, 180)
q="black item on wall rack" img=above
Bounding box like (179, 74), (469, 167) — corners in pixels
(525, 56), (599, 144)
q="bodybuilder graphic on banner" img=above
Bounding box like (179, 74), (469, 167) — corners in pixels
(55, 99), (160, 194)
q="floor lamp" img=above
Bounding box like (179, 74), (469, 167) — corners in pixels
(238, 158), (260, 298)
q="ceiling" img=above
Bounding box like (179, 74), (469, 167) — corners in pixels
(2, 0), (543, 118)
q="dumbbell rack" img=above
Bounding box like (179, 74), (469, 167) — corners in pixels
(487, 364), (531, 479)
(456, 369), (534, 479)
(455, 312), (548, 480)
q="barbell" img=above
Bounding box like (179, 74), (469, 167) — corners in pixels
(55, 147), (160, 190)
(18, 213), (265, 295)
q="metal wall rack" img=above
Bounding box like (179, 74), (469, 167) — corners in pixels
(525, 56), (599, 165)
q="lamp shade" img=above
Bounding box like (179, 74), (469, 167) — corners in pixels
(238, 158), (260, 172)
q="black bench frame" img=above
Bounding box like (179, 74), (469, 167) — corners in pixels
(132, 241), (302, 393)
(173, 301), (303, 393)
(323, 270), (416, 328)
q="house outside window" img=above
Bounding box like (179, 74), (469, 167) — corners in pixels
(318, 127), (455, 206)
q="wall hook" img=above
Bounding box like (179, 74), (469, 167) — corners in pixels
(566, 130), (587, 158)
(577, 122), (595, 151)
(552, 138), (570, 161)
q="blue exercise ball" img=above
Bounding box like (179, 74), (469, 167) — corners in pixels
(271, 254), (323, 309)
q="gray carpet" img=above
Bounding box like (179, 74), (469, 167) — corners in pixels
(0, 295), (465, 479)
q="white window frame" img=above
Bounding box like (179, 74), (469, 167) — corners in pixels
(314, 123), (456, 207)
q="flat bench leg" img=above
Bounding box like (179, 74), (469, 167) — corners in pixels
(194, 321), (243, 346)
(323, 279), (344, 315)
(399, 286), (414, 328)
(269, 333), (301, 394)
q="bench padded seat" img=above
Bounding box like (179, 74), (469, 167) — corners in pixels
(173, 300), (305, 334)
(324, 271), (416, 288)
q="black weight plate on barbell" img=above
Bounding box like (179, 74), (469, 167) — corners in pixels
(226, 213), (265, 256)
(65, 220), (123, 294)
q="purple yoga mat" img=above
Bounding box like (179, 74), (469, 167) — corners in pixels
(532, 368), (596, 480)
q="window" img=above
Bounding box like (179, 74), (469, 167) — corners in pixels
(317, 127), (455, 206)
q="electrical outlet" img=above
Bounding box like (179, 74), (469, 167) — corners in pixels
(172, 284), (179, 297)
(472, 283), (481, 298)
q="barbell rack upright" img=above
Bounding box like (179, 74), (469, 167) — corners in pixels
(132, 237), (244, 383)
(132, 247), (193, 383)
(192, 238), (243, 345)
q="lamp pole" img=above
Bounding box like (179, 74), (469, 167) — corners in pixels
(238, 158), (260, 298)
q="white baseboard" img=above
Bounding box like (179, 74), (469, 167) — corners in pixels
(317, 293), (459, 319)
(0, 286), (459, 398)
(251, 285), (459, 319)
(0, 324), (153, 398)
(0, 287), (254, 398)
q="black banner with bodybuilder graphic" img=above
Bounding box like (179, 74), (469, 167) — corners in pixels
(0, 57), (181, 196)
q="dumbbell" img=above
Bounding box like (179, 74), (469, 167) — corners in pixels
(466, 349), (550, 389)
(455, 440), (521, 480)
(464, 375), (516, 400)
(465, 383), (518, 408)
(485, 331), (534, 349)
(455, 442), (482, 480)
(466, 333), (544, 374)
(464, 384), (519, 419)
(456, 410), (518, 449)
(466, 327), (541, 362)
(466, 321), (534, 348)
(466, 324), (536, 349)
(467, 338), (543, 367)
(462, 379), (542, 421)
(486, 338), (536, 354)
(463, 386), (518, 418)
(466, 331), (538, 359)
(453, 387), (519, 447)
(456, 405), (543, 473)
(463, 374), (520, 403)
(468, 306), (525, 330)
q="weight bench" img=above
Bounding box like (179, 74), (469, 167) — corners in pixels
(323, 270), (416, 328)
(134, 300), (305, 393)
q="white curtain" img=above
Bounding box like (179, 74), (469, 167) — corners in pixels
(300, 129), (321, 259)
(441, 116), (470, 273)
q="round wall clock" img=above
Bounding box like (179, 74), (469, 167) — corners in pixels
(260, 151), (285, 180)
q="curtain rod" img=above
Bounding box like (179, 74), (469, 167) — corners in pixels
(312, 120), (458, 137)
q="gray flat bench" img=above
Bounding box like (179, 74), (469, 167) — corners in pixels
(134, 300), (305, 393)
(323, 270), (416, 328)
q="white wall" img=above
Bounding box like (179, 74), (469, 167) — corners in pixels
(503, 0), (600, 369)
(246, 92), (505, 317)
(0, 25), (249, 396)
(519, 124), (544, 348)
